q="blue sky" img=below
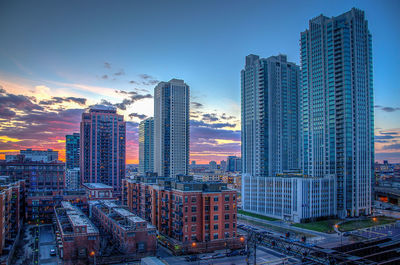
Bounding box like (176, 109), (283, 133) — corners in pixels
(0, 0), (399, 163)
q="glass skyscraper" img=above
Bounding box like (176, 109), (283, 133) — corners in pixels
(154, 79), (189, 177)
(241, 54), (300, 178)
(66, 133), (80, 170)
(139, 117), (154, 175)
(300, 8), (373, 217)
(80, 105), (126, 194)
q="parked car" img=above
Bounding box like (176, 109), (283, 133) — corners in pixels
(212, 253), (226, 259)
(227, 250), (240, 257)
(50, 249), (56, 256)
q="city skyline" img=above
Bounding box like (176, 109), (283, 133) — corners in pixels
(0, 0), (399, 164)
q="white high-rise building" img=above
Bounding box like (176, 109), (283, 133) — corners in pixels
(154, 79), (190, 177)
(301, 8), (374, 217)
(139, 117), (154, 175)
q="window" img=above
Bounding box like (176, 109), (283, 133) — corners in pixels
(213, 224), (218, 230)
(214, 215), (218, 221)
(213, 233), (218, 239)
(191, 226), (196, 232)
(225, 223), (229, 229)
(191, 197), (196, 203)
(225, 232), (229, 238)
(205, 215), (209, 221)
(214, 205), (218, 211)
(205, 205), (210, 211)
(185, 217), (188, 222)
(185, 196), (188, 203)
(205, 224), (209, 230)
(233, 195), (236, 201)
(214, 197), (219, 202)
(233, 223), (236, 228)
(225, 195), (230, 201)
(185, 206), (188, 213)
(191, 234), (197, 240)
(225, 214), (229, 220)
(224, 205), (229, 211)
(191, 206), (197, 213)
(233, 214), (236, 219)
(192, 216), (197, 222)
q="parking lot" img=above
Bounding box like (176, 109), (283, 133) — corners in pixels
(351, 221), (400, 240)
(39, 225), (59, 265)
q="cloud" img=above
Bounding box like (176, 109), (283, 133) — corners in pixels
(138, 74), (159, 86)
(101, 75), (108, 79)
(190, 120), (235, 129)
(191, 101), (203, 109)
(39, 96), (87, 106)
(128, 113), (148, 120)
(375, 105), (400, 112)
(104, 62), (111, 69)
(139, 74), (153, 80)
(113, 69), (125, 76)
(202, 113), (219, 122)
(0, 92), (44, 112)
(0, 85), (5, 94)
(102, 90), (153, 110)
(129, 80), (139, 84)
(383, 143), (400, 150)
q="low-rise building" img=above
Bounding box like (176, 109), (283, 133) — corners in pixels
(242, 173), (337, 223)
(26, 189), (88, 224)
(55, 201), (99, 262)
(90, 200), (156, 254)
(83, 183), (115, 200)
(65, 168), (80, 190)
(122, 175), (243, 253)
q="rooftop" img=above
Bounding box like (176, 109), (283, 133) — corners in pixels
(83, 182), (113, 189)
(56, 201), (98, 235)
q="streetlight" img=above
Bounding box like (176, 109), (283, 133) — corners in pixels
(373, 217), (377, 222)
(90, 251), (96, 265)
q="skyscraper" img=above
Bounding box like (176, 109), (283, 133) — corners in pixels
(301, 8), (373, 217)
(241, 54), (300, 177)
(66, 133), (80, 169)
(80, 105), (126, 194)
(139, 117), (154, 175)
(154, 79), (189, 177)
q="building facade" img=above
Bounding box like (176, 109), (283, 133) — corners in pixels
(90, 200), (156, 254)
(242, 173), (336, 222)
(300, 8), (373, 217)
(66, 133), (80, 170)
(65, 168), (80, 190)
(154, 79), (190, 177)
(241, 54), (300, 178)
(80, 105), (126, 195)
(139, 117), (154, 175)
(6, 149), (58, 162)
(227, 156), (242, 173)
(82, 183), (115, 200)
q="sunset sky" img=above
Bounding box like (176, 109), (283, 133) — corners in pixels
(0, 0), (399, 164)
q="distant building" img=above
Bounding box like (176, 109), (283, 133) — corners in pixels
(209, 161), (217, 171)
(191, 161), (196, 166)
(227, 156), (241, 172)
(242, 173), (336, 222)
(65, 168), (80, 190)
(6, 148), (58, 162)
(66, 133), (80, 170)
(90, 200), (157, 255)
(139, 117), (154, 175)
(154, 79), (189, 177)
(0, 155), (65, 191)
(220, 160), (226, 171)
(122, 175), (243, 253)
(55, 201), (99, 262)
(80, 105), (126, 195)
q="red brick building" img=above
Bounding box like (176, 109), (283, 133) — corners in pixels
(55, 201), (100, 263)
(122, 175), (242, 253)
(0, 177), (26, 263)
(82, 183), (115, 200)
(90, 200), (157, 255)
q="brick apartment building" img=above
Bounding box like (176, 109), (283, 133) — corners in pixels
(0, 155), (65, 191)
(82, 183), (115, 200)
(122, 175), (242, 253)
(26, 189), (88, 224)
(0, 177), (26, 264)
(90, 200), (156, 255)
(55, 201), (99, 263)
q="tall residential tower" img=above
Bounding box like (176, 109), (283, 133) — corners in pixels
(241, 54), (300, 178)
(154, 79), (189, 177)
(300, 8), (373, 217)
(139, 117), (154, 175)
(80, 105), (126, 194)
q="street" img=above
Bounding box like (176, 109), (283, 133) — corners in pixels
(39, 225), (59, 265)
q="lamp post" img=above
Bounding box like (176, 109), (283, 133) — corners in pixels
(89, 251), (96, 265)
